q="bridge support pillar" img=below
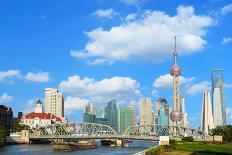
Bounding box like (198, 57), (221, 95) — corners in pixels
(21, 130), (30, 144)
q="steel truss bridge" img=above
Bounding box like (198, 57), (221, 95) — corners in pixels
(30, 122), (206, 141)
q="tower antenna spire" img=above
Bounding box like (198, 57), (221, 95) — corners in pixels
(174, 35), (177, 65)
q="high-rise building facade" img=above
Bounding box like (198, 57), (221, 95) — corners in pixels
(157, 109), (169, 126)
(211, 69), (226, 126)
(201, 91), (214, 134)
(103, 99), (117, 130)
(139, 98), (153, 126)
(85, 102), (98, 116)
(154, 98), (169, 125)
(45, 88), (64, 118)
(0, 105), (13, 135)
(117, 106), (134, 134)
(128, 104), (136, 126)
(83, 102), (98, 123)
(180, 97), (189, 128)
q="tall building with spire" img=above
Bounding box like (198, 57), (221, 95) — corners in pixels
(201, 91), (214, 134)
(170, 36), (182, 124)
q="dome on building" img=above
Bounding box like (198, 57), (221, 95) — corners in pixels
(36, 99), (43, 105)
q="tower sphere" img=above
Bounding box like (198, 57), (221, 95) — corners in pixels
(170, 110), (182, 122)
(170, 65), (181, 76)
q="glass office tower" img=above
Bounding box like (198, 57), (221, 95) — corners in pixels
(211, 69), (226, 126)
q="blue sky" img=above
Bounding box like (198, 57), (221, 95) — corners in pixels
(0, 0), (232, 128)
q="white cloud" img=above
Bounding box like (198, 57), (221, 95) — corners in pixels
(24, 71), (51, 82)
(93, 8), (119, 19)
(120, 0), (139, 6)
(125, 13), (138, 21)
(186, 81), (211, 95)
(153, 74), (194, 88)
(0, 93), (14, 103)
(64, 97), (90, 115)
(220, 4), (232, 15)
(0, 70), (21, 82)
(71, 5), (213, 64)
(222, 37), (232, 44)
(225, 83), (232, 88)
(22, 99), (36, 114)
(59, 75), (140, 104)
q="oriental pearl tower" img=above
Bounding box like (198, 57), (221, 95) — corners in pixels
(170, 36), (182, 125)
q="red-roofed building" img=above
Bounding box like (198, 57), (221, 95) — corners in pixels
(21, 99), (65, 128)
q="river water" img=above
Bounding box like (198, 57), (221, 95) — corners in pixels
(0, 140), (158, 155)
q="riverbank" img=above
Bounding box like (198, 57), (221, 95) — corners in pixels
(166, 142), (232, 155)
(145, 142), (232, 155)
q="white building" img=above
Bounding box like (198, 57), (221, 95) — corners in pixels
(180, 97), (189, 128)
(201, 91), (214, 134)
(85, 102), (98, 116)
(45, 88), (64, 118)
(21, 99), (62, 128)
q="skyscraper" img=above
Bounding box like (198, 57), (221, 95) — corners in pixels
(103, 99), (117, 130)
(211, 69), (226, 126)
(117, 106), (134, 134)
(201, 91), (214, 134)
(139, 98), (153, 126)
(157, 109), (169, 126)
(83, 102), (98, 123)
(128, 104), (136, 126)
(45, 88), (64, 118)
(154, 98), (169, 125)
(85, 102), (98, 116)
(180, 97), (189, 128)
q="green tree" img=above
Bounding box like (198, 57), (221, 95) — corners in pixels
(182, 136), (194, 142)
(211, 125), (232, 142)
(13, 121), (30, 132)
(0, 125), (6, 146)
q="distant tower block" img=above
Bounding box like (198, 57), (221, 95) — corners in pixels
(170, 36), (182, 123)
(201, 91), (214, 134)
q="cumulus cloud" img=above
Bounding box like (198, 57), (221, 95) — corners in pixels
(186, 81), (211, 95)
(93, 8), (119, 19)
(222, 37), (232, 44)
(71, 5), (213, 64)
(22, 99), (36, 114)
(0, 93), (14, 103)
(153, 74), (194, 88)
(24, 71), (51, 82)
(64, 97), (90, 115)
(59, 75), (140, 104)
(0, 70), (21, 82)
(220, 4), (232, 15)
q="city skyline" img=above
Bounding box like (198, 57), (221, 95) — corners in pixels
(1, 0), (232, 128)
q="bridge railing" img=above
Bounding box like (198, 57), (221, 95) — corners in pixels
(123, 124), (206, 140)
(30, 123), (206, 140)
(30, 122), (117, 138)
